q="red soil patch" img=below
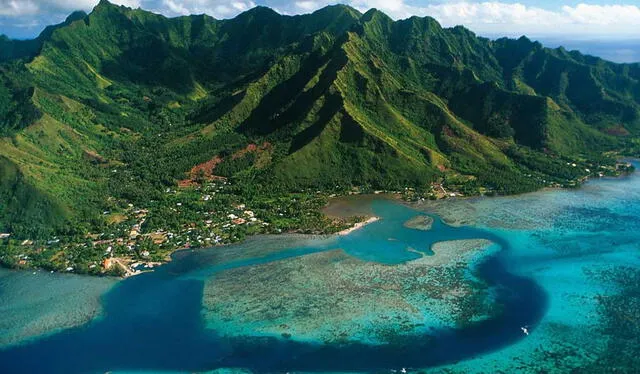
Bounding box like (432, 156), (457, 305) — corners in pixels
(231, 142), (272, 160)
(177, 142), (272, 188)
(190, 156), (223, 178)
(178, 156), (224, 188)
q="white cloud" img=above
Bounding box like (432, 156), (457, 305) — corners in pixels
(562, 4), (640, 26)
(415, 2), (564, 28)
(351, 0), (405, 13)
(162, 0), (189, 14)
(0, 0), (140, 17)
(47, 0), (105, 10)
(156, 0), (255, 17)
(0, 0), (39, 16)
(420, 2), (640, 37)
(295, 1), (320, 11)
(113, 0), (142, 7)
(52, 0), (141, 10)
(336, 1), (640, 38)
(2, 1), (640, 39)
(231, 1), (252, 11)
(268, 1), (640, 38)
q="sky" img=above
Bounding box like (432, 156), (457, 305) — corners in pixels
(1, 0), (639, 61)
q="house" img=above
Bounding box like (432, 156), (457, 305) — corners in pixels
(103, 258), (113, 269)
(232, 218), (246, 225)
(0, 233), (10, 239)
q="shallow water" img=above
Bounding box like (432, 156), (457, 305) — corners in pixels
(1, 169), (639, 373)
(0, 269), (116, 347)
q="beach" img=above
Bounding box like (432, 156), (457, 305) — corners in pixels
(336, 216), (380, 235)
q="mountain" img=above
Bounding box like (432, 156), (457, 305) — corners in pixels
(0, 11), (88, 63)
(0, 1), (639, 238)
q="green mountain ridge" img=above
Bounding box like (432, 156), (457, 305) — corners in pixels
(0, 1), (639, 238)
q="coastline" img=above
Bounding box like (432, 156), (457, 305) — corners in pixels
(123, 216), (381, 278)
(117, 167), (640, 277)
(336, 216), (380, 236)
(3, 163), (635, 279)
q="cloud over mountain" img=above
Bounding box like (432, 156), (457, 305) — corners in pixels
(1, 1), (640, 39)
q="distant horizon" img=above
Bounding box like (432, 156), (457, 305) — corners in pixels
(522, 37), (640, 64)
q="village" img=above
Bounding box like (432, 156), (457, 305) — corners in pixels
(0, 159), (633, 277)
(0, 178), (360, 276)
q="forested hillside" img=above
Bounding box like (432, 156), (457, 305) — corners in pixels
(1, 0), (639, 242)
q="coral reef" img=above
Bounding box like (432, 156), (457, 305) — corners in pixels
(202, 239), (495, 344)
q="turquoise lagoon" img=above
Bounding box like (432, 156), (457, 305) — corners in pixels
(1, 169), (639, 373)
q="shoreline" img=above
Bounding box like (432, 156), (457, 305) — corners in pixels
(4, 164), (636, 279)
(0, 217), (384, 280)
(336, 216), (380, 236)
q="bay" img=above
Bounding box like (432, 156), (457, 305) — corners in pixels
(1, 167), (639, 373)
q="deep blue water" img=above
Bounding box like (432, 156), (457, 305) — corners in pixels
(536, 38), (640, 64)
(2, 168), (640, 373)
(483, 36), (640, 63)
(0, 200), (547, 373)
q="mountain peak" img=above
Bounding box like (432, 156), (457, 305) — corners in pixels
(37, 10), (87, 41)
(93, 0), (137, 13)
(361, 8), (391, 22)
(240, 6), (280, 17)
(65, 11), (87, 23)
(95, 0), (115, 9)
(311, 4), (361, 18)
(402, 14), (442, 33)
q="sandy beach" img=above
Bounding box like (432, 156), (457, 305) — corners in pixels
(336, 216), (380, 236)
